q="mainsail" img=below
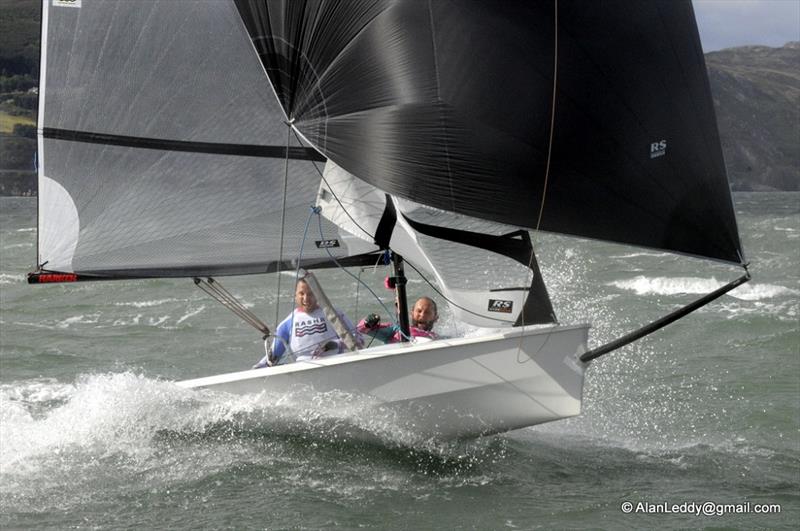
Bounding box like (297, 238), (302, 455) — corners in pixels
(33, 0), (376, 280)
(235, 0), (745, 265)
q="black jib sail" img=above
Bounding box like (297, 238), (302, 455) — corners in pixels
(234, 0), (745, 265)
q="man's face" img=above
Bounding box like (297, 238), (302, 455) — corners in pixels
(295, 281), (318, 312)
(411, 298), (437, 331)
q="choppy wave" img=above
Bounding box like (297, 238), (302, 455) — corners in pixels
(12, 310), (222, 331)
(0, 273), (25, 285)
(175, 305), (206, 325)
(114, 298), (183, 308)
(0, 372), (522, 516)
(608, 251), (671, 259)
(57, 313), (102, 328)
(609, 276), (799, 301)
(0, 372), (464, 478)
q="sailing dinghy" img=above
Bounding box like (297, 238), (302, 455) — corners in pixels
(30, 0), (748, 439)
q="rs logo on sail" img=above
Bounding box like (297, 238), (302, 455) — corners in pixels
(650, 140), (667, 159)
(488, 299), (513, 313)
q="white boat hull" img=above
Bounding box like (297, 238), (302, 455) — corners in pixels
(177, 324), (590, 439)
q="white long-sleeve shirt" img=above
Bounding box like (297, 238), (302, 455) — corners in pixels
(256, 307), (362, 366)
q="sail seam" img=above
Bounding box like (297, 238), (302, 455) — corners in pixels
(41, 127), (326, 161)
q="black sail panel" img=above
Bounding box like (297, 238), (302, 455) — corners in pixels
(235, 0), (744, 264)
(544, 0), (743, 264)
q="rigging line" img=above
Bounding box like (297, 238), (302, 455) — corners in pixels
(401, 259), (519, 325)
(294, 205), (320, 285)
(535, 0), (559, 237)
(355, 267), (363, 320)
(289, 127), (374, 240)
(313, 211), (406, 338)
(194, 278), (269, 335)
(517, 0), (560, 342)
(275, 204), (324, 361)
(274, 121), (293, 330)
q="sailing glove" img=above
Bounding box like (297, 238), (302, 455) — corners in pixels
(364, 313), (381, 329)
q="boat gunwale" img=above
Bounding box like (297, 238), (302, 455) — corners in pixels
(176, 322), (591, 388)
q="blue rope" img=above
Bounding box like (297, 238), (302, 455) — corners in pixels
(272, 205), (319, 364)
(313, 209), (410, 340)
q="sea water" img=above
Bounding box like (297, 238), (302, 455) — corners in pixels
(0, 194), (797, 529)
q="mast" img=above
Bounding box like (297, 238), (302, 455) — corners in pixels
(392, 253), (411, 342)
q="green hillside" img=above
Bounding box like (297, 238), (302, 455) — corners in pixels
(706, 43), (800, 191)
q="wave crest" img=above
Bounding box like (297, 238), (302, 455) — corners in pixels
(609, 276), (798, 301)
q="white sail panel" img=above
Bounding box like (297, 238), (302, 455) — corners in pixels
(393, 200), (544, 327)
(42, 0), (281, 143)
(318, 162), (554, 327)
(318, 162), (386, 244)
(36, 0), (376, 278)
(38, 175), (79, 271)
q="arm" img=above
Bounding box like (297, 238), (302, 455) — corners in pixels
(358, 315), (398, 344)
(271, 317), (292, 360)
(253, 314), (292, 368)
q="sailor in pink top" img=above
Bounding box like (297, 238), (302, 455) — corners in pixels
(358, 296), (439, 344)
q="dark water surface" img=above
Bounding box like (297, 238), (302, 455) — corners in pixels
(1, 194), (797, 529)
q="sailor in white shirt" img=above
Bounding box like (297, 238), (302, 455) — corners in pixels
(253, 278), (362, 367)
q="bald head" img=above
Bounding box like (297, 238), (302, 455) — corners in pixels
(411, 297), (438, 331)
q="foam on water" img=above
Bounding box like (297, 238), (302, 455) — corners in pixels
(608, 251), (671, 259)
(0, 372), (519, 516)
(175, 305), (206, 325)
(609, 275), (798, 301)
(57, 313), (101, 328)
(114, 298), (184, 308)
(0, 372), (470, 487)
(0, 273), (25, 285)
(716, 300), (798, 322)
